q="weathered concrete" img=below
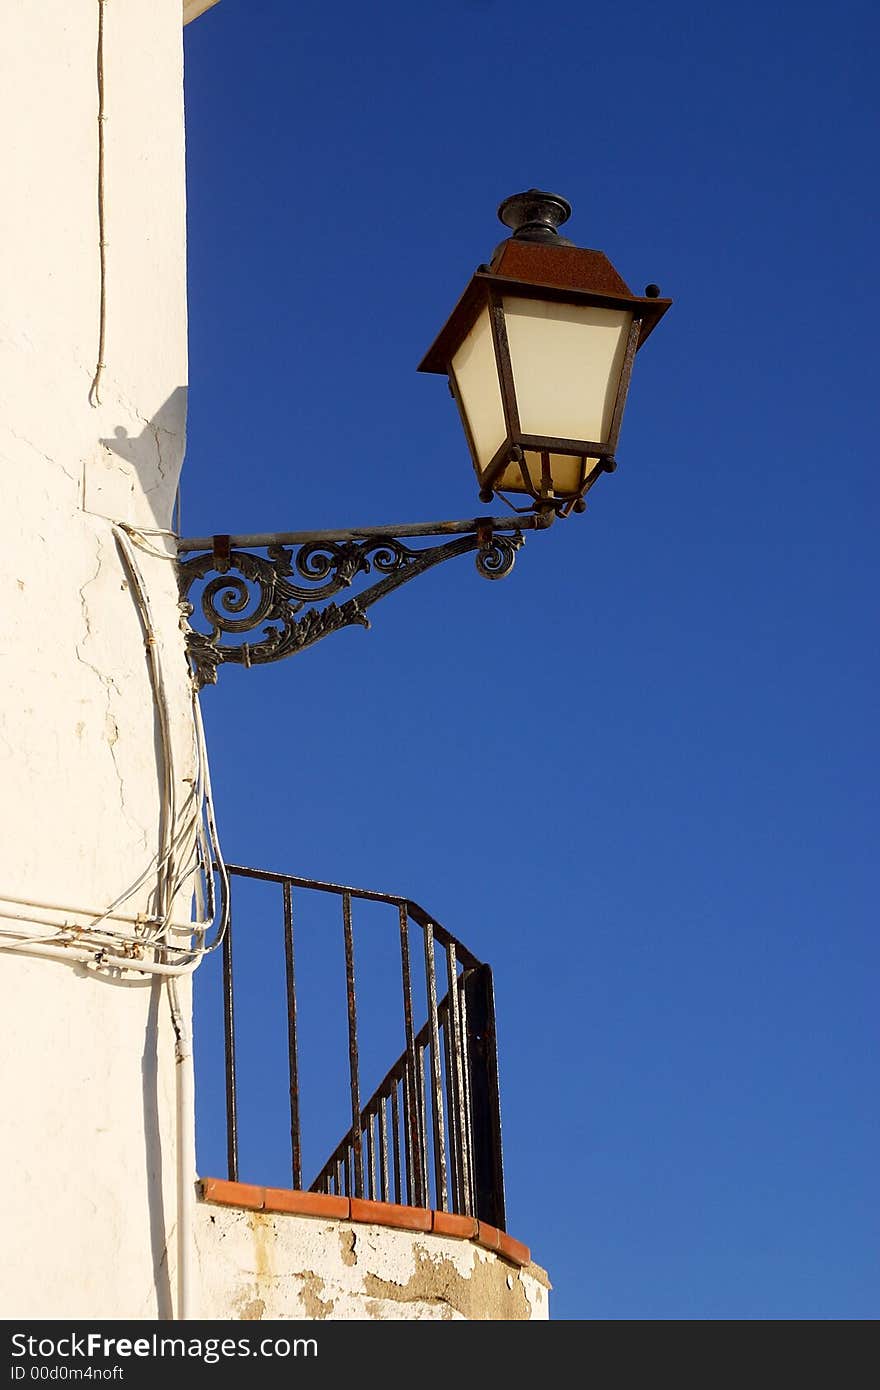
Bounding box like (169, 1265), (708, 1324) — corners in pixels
(196, 1206), (550, 1321)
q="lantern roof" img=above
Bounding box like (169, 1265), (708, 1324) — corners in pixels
(419, 218), (671, 376)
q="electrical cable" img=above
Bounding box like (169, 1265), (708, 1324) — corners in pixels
(88, 0), (108, 407)
(2, 524), (230, 975)
(113, 527), (177, 918)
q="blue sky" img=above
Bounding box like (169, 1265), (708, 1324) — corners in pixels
(181, 0), (878, 1319)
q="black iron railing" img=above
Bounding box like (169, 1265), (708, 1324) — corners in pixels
(216, 864), (506, 1230)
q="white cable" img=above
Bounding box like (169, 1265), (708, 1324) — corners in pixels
(88, 0), (108, 407)
(80, 791), (199, 930)
(191, 675), (229, 951)
(1, 938), (201, 978)
(124, 522), (181, 540)
(112, 524), (231, 956)
(113, 528), (179, 926)
(168, 977), (197, 1319)
(113, 529), (205, 1323)
(0, 888), (204, 937)
(1, 525), (230, 974)
(116, 526), (181, 562)
(0, 768), (223, 965)
(117, 525), (231, 956)
(0, 929), (78, 954)
(0, 917), (196, 956)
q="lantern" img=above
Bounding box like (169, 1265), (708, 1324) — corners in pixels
(419, 190), (671, 511)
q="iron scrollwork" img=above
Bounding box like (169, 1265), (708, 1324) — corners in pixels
(177, 518), (537, 687)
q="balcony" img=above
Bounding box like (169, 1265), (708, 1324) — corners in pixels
(197, 863), (506, 1230)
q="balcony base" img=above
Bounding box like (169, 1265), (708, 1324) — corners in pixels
(197, 1179), (549, 1321)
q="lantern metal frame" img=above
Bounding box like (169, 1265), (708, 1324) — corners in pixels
(418, 218), (671, 510)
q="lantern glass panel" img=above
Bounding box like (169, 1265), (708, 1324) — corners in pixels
(450, 306), (506, 472)
(495, 451), (598, 496)
(502, 297), (633, 445)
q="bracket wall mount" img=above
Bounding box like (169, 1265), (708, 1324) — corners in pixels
(177, 512), (553, 687)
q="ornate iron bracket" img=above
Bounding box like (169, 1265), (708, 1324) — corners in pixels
(177, 511), (553, 687)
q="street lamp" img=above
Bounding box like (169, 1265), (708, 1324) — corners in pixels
(177, 191), (670, 685)
(419, 190), (671, 513)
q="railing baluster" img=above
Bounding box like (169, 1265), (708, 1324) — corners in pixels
(390, 1085), (402, 1204)
(342, 892), (363, 1198)
(417, 1043), (430, 1206)
(399, 905), (424, 1206)
(282, 880), (302, 1190)
(222, 896), (239, 1183)
(442, 1007), (459, 1211)
(445, 943), (471, 1216)
(465, 964), (506, 1230)
(379, 1095), (390, 1203)
(423, 924), (448, 1212)
(457, 973), (476, 1216)
(402, 1068), (414, 1204)
(365, 1113), (375, 1200)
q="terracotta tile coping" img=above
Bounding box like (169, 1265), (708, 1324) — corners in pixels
(199, 1177), (531, 1269)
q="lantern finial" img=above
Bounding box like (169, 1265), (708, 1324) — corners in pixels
(497, 189), (573, 245)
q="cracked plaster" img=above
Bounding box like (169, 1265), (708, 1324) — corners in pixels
(196, 1207), (550, 1321)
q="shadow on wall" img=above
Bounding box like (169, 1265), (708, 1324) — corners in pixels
(143, 977), (174, 1320)
(100, 386), (187, 528)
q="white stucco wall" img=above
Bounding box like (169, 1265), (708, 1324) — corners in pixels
(0, 0), (194, 1318)
(196, 1206), (550, 1321)
(0, 0), (539, 1325)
